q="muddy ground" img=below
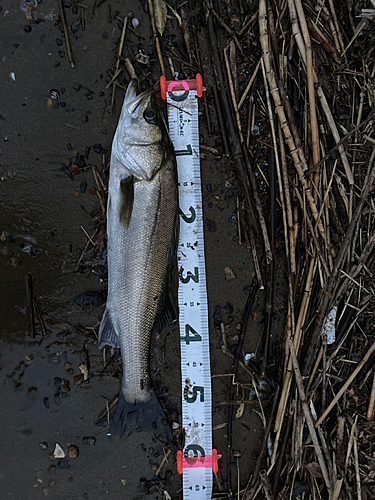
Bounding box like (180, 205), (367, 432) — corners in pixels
(0, 1), (286, 498)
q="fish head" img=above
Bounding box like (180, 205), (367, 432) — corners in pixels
(112, 79), (172, 181)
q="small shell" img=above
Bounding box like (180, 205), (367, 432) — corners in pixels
(224, 266), (236, 281)
(132, 17), (139, 29)
(50, 89), (60, 100)
(135, 52), (149, 65)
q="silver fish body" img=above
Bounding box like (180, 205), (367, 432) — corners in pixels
(99, 80), (177, 426)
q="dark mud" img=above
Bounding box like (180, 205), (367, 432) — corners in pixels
(0, 1), (287, 498)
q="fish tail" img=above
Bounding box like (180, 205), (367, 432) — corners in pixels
(110, 389), (172, 442)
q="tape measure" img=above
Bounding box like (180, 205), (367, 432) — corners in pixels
(161, 76), (218, 499)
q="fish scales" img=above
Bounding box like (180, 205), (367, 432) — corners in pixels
(108, 163), (177, 402)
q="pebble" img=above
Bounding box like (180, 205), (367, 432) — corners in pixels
(28, 386), (38, 397)
(53, 443), (65, 459)
(74, 374), (84, 385)
(80, 114), (88, 123)
(82, 44), (88, 51)
(43, 397), (50, 409)
(85, 91), (93, 100)
(58, 50), (65, 58)
(225, 303), (233, 314)
(57, 459), (70, 469)
(93, 143), (102, 154)
(82, 436), (96, 446)
(24, 25), (32, 33)
(205, 219), (217, 232)
(74, 155), (86, 169)
(61, 167), (73, 178)
(40, 442), (48, 450)
(213, 305), (221, 321)
(48, 465), (57, 475)
(80, 182), (87, 193)
(225, 189), (234, 200)
(56, 38), (62, 46)
(68, 445), (79, 458)
(72, 82), (81, 91)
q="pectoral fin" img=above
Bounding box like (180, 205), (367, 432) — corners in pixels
(118, 176), (134, 229)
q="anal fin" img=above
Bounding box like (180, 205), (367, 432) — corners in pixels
(154, 291), (178, 333)
(98, 308), (120, 349)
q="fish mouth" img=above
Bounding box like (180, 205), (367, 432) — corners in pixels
(125, 79), (153, 117)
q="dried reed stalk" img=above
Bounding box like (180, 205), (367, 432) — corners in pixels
(316, 336), (375, 427)
(327, 0), (345, 54)
(278, 124), (296, 274)
(111, 14), (128, 110)
(367, 371), (375, 421)
(148, 0), (165, 75)
(259, 0), (324, 238)
(287, 0), (353, 185)
(224, 45), (244, 143)
(289, 339), (332, 491)
(273, 257), (316, 442)
(292, 0), (320, 173)
(238, 59), (261, 110)
(304, 147), (375, 374)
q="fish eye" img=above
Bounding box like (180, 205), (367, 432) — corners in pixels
(144, 108), (157, 122)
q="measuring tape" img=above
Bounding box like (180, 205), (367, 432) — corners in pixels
(161, 76), (219, 499)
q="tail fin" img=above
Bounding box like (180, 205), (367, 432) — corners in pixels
(110, 389), (172, 442)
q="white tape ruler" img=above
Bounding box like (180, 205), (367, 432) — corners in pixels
(161, 75), (219, 499)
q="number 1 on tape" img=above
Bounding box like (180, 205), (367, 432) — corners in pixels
(162, 76), (215, 499)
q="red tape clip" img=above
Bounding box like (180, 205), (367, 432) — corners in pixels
(177, 449), (221, 474)
(160, 74), (205, 100)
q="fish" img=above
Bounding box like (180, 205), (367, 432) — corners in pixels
(98, 79), (178, 438)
